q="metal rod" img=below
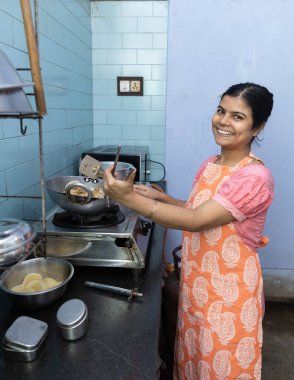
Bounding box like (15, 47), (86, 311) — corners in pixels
(111, 144), (122, 176)
(0, 114), (39, 119)
(38, 116), (46, 257)
(85, 281), (143, 302)
(0, 195), (41, 199)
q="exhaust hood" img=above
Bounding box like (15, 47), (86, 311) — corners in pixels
(0, 49), (34, 114)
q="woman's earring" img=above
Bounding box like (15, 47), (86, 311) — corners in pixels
(255, 129), (264, 142)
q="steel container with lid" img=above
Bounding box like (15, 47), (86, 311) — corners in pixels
(56, 298), (88, 340)
(3, 316), (48, 361)
(0, 218), (36, 266)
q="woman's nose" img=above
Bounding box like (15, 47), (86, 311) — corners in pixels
(219, 113), (230, 126)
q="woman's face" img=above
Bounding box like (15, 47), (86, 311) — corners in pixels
(211, 95), (258, 151)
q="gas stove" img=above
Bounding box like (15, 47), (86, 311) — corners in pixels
(34, 205), (153, 269)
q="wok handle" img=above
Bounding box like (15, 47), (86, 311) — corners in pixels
(64, 181), (92, 205)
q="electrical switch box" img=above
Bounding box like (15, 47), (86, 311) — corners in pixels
(117, 77), (143, 96)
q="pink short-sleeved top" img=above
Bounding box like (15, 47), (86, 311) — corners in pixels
(195, 154), (274, 252)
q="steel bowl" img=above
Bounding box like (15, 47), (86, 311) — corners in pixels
(45, 161), (134, 215)
(0, 218), (36, 266)
(0, 257), (74, 309)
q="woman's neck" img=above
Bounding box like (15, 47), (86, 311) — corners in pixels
(217, 148), (251, 167)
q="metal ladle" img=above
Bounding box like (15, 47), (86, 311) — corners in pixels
(106, 144), (122, 207)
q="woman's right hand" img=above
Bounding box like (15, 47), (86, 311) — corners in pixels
(133, 184), (161, 200)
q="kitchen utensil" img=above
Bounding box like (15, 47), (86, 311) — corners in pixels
(0, 218), (36, 266)
(85, 281), (143, 302)
(64, 179), (93, 205)
(0, 257), (74, 308)
(81, 145), (149, 182)
(46, 161), (134, 216)
(56, 299), (88, 340)
(3, 316), (48, 361)
(105, 144), (121, 207)
(0, 50), (34, 114)
(111, 144), (122, 176)
(79, 155), (103, 180)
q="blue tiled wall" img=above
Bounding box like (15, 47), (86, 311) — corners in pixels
(91, 1), (168, 182)
(0, 0), (93, 219)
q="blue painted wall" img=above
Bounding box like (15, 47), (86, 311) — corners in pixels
(165, 0), (294, 270)
(91, 1), (168, 182)
(0, 0), (93, 219)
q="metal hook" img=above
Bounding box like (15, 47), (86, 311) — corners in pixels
(20, 118), (27, 135)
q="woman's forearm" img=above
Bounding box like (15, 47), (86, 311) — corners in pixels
(155, 191), (186, 207)
(116, 191), (233, 232)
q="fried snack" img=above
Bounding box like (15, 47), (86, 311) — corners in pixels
(69, 186), (88, 197)
(11, 272), (61, 293)
(69, 186), (104, 199)
(92, 187), (105, 199)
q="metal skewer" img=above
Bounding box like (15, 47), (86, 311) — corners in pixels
(106, 144), (121, 207)
(111, 144), (122, 176)
(85, 281), (143, 302)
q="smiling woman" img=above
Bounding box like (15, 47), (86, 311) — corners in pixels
(103, 82), (274, 379)
(212, 83), (273, 166)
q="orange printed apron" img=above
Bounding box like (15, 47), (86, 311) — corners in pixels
(174, 156), (263, 380)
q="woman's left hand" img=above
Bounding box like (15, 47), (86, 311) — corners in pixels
(103, 167), (136, 203)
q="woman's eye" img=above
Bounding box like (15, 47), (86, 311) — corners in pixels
(217, 108), (224, 115)
(233, 114), (242, 120)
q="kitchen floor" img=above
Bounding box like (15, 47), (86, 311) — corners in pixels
(159, 301), (294, 379)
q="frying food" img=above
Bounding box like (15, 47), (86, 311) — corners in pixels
(69, 186), (105, 199)
(92, 187), (105, 198)
(10, 272), (61, 293)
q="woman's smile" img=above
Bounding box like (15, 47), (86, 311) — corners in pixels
(216, 127), (234, 136)
(212, 95), (256, 151)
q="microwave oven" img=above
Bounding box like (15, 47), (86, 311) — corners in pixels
(81, 145), (149, 182)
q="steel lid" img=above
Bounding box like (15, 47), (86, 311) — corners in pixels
(3, 316), (48, 351)
(56, 299), (87, 328)
(0, 218), (36, 254)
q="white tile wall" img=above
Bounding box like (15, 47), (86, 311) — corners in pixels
(91, 1), (168, 182)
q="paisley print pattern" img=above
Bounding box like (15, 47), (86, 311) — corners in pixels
(191, 232), (201, 255)
(221, 235), (241, 268)
(174, 155), (266, 379)
(201, 251), (219, 274)
(192, 277), (209, 307)
(240, 298), (259, 333)
(213, 350), (232, 377)
(204, 227), (222, 246)
(199, 326), (214, 356)
(185, 328), (197, 356)
(244, 256), (259, 292)
(236, 337), (256, 369)
(193, 189), (212, 208)
(203, 163), (222, 184)
(198, 360), (211, 380)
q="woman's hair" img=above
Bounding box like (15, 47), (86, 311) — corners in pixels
(221, 82), (274, 130)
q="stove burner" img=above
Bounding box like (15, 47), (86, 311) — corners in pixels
(52, 204), (125, 229)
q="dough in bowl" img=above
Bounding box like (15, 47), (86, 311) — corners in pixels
(11, 272), (61, 293)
